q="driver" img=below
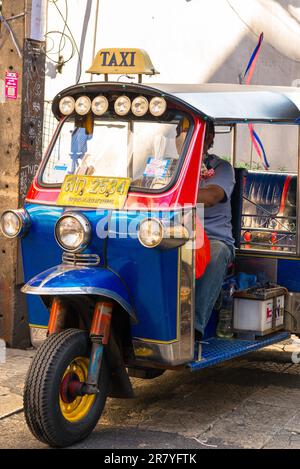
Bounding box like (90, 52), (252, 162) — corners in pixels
(195, 121), (236, 339)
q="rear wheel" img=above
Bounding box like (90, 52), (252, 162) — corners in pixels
(24, 328), (109, 447)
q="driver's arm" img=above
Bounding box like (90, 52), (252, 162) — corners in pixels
(197, 185), (225, 208)
(197, 159), (235, 208)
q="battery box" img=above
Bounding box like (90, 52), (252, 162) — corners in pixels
(233, 285), (287, 337)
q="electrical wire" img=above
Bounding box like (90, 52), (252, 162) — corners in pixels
(57, 0), (67, 62)
(45, 30), (74, 64)
(46, 0), (82, 82)
(0, 14), (22, 57)
(45, 1), (74, 65)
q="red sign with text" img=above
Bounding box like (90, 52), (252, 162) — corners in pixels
(5, 71), (18, 100)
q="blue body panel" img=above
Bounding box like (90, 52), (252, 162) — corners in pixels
(189, 331), (290, 370)
(107, 211), (179, 342)
(21, 204), (64, 326)
(22, 204), (179, 342)
(277, 259), (300, 292)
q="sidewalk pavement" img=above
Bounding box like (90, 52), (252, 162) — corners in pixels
(1, 338), (300, 421)
(0, 348), (35, 420)
(1, 337), (300, 449)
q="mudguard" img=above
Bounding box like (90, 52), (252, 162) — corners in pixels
(21, 264), (136, 323)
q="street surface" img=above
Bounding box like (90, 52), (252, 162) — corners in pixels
(1, 341), (300, 449)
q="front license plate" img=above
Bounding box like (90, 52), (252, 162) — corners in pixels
(56, 175), (131, 209)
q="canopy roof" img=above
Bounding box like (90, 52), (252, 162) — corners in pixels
(53, 82), (300, 124)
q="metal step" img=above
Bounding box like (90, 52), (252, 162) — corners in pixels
(189, 331), (290, 371)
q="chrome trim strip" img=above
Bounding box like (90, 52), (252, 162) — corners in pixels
(62, 252), (101, 266)
(21, 285), (137, 323)
(132, 339), (190, 366)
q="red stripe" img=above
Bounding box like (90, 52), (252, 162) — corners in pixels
(279, 175), (292, 216)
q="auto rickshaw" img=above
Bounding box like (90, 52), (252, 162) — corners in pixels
(1, 48), (300, 447)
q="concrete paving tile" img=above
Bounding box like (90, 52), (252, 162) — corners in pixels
(78, 426), (227, 449)
(137, 408), (221, 437)
(282, 364), (300, 376)
(0, 386), (10, 395)
(263, 429), (300, 449)
(201, 401), (293, 449)
(0, 412), (215, 450)
(101, 378), (256, 438)
(101, 401), (162, 428)
(77, 426), (209, 450)
(284, 412), (300, 433)
(0, 393), (23, 419)
(246, 385), (300, 410)
(0, 413), (44, 449)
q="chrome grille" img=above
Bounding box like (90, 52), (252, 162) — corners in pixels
(62, 252), (101, 266)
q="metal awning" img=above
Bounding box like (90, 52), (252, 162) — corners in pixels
(53, 82), (300, 124)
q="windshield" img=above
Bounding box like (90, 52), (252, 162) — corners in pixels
(42, 116), (191, 191)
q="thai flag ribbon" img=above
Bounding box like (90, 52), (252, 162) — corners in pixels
(244, 32), (264, 85)
(243, 32), (269, 170)
(249, 124), (270, 170)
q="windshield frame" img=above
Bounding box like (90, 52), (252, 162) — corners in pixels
(37, 113), (194, 195)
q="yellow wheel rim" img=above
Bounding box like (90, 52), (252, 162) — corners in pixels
(59, 356), (96, 423)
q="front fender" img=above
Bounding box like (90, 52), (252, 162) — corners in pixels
(21, 265), (136, 323)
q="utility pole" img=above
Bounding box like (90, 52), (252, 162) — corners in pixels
(0, 0), (31, 347)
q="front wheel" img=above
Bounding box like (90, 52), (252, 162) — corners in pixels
(24, 329), (109, 447)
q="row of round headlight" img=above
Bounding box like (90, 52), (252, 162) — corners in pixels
(0, 209), (188, 252)
(59, 95), (167, 117)
(54, 214), (164, 252)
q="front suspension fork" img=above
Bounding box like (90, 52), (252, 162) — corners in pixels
(84, 301), (113, 394)
(48, 298), (113, 396)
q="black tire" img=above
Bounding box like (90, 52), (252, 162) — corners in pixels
(23, 328), (109, 447)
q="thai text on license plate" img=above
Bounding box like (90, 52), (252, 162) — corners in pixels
(56, 175), (131, 209)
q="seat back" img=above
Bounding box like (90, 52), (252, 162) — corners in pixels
(240, 171), (297, 251)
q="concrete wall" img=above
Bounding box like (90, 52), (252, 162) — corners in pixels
(44, 0), (300, 171)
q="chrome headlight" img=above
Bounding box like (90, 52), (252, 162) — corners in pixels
(75, 96), (91, 115)
(138, 218), (163, 248)
(138, 218), (190, 249)
(114, 95), (131, 116)
(149, 97), (167, 116)
(92, 95), (109, 116)
(131, 96), (149, 117)
(0, 209), (30, 238)
(55, 213), (91, 252)
(59, 96), (75, 116)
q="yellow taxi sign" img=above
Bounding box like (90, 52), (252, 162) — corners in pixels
(86, 48), (159, 76)
(56, 175), (131, 210)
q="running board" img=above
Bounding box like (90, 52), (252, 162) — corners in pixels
(188, 331), (290, 371)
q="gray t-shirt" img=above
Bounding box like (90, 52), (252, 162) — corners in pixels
(199, 154), (236, 248)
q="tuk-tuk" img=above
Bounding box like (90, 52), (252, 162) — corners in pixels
(1, 48), (300, 447)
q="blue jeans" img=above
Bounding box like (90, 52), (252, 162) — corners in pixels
(195, 240), (234, 335)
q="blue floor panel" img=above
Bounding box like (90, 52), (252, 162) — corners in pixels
(189, 331), (290, 371)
